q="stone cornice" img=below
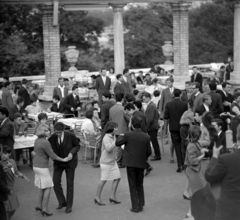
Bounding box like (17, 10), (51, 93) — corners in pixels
(171, 2), (191, 11)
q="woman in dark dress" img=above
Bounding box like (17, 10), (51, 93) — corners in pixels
(0, 146), (30, 220)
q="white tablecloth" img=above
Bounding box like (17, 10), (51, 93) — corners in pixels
(14, 135), (37, 150)
(28, 112), (62, 121)
(57, 118), (86, 129)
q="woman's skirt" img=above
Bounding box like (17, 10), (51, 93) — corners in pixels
(4, 186), (19, 212)
(186, 166), (207, 194)
(100, 162), (121, 181)
(33, 167), (54, 189)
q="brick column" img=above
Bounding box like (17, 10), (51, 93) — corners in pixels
(230, 2), (240, 84)
(39, 4), (61, 102)
(171, 2), (191, 89)
(112, 5), (125, 75)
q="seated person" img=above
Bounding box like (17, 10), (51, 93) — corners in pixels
(92, 108), (101, 131)
(47, 95), (65, 113)
(144, 73), (152, 86)
(9, 97), (26, 121)
(13, 113), (28, 169)
(136, 71), (144, 84)
(92, 100), (101, 118)
(25, 96), (41, 115)
(35, 113), (52, 133)
(81, 110), (98, 135)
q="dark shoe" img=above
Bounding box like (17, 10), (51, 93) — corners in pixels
(183, 194), (191, 200)
(151, 157), (161, 161)
(65, 207), (72, 214)
(109, 198), (121, 204)
(130, 209), (139, 213)
(94, 198), (105, 206)
(139, 207), (143, 212)
(56, 203), (67, 209)
(169, 159), (174, 163)
(176, 167), (182, 173)
(145, 166), (153, 176)
(41, 210), (53, 216)
(35, 206), (42, 212)
(92, 164), (100, 168)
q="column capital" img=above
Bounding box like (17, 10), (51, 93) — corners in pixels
(111, 4), (125, 12)
(171, 2), (191, 12)
(235, 1), (240, 8)
(41, 4), (53, 15)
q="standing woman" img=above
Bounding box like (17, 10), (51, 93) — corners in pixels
(33, 124), (68, 216)
(0, 146), (30, 220)
(94, 122), (121, 205)
(184, 125), (208, 218)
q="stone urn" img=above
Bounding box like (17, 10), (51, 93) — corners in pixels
(162, 41), (174, 65)
(65, 46), (79, 72)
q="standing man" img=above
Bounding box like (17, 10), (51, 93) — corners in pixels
(205, 135), (240, 220)
(191, 82), (203, 113)
(143, 92), (161, 161)
(0, 107), (14, 158)
(1, 82), (14, 111)
(164, 89), (188, 172)
(196, 94), (212, 117)
(64, 85), (81, 117)
(48, 122), (80, 214)
(100, 91), (114, 130)
(208, 82), (224, 118)
(113, 74), (124, 96)
(18, 79), (31, 108)
(191, 66), (203, 93)
(121, 69), (132, 94)
(109, 92), (128, 168)
(53, 77), (69, 101)
(116, 115), (151, 213)
(95, 68), (111, 106)
(9, 97), (25, 121)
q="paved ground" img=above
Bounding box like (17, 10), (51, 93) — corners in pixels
(14, 144), (189, 220)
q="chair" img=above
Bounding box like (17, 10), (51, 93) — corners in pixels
(73, 122), (85, 161)
(82, 131), (98, 164)
(157, 119), (164, 154)
(27, 123), (37, 136)
(55, 114), (64, 122)
(47, 115), (54, 134)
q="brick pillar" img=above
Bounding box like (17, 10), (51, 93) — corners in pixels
(171, 2), (191, 89)
(39, 4), (61, 102)
(230, 2), (240, 87)
(112, 5), (125, 75)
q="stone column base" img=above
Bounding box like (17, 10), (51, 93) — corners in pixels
(173, 75), (190, 90)
(38, 94), (53, 111)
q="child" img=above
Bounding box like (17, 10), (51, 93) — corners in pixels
(0, 146), (30, 220)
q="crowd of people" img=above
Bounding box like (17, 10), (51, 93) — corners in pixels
(0, 65), (240, 220)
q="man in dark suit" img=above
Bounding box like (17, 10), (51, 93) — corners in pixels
(9, 97), (25, 121)
(116, 115), (151, 213)
(95, 68), (111, 105)
(0, 107), (14, 158)
(143, 92), (161, 161)
(181, 81), (191, 102)
(113, 74), (124, 96)
(217, 82), (234, 132)
(18, 78), (31, 108)
(212, 118), (226, 154)
(48, 122), (80, 214)
(64, 85), (81, 117)
(100, 91), (114, 129)
(53, 77), (69, 101)
(164, 89), (188, 172)
(208, 82), (224, 118)
(205, 137), (240, 220)
(121, 69), (132, 94)
(48, 95), (65, 113)
(0, 162), (11, 220)
(109, 92), (128, 168)
(191, 82), (203, 113)
(196, 94), (212, 116)
(191, 66), (203, 93)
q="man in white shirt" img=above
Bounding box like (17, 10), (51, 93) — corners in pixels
(53, 78), (69, 101)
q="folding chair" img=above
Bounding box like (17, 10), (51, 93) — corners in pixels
(157, 120), (165, 154)
(73, 122), (85, 161)
(25, 123), (37, 166)
(82, 131), (98, 164)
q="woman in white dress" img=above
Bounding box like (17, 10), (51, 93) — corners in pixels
(94, 122), (121, 205)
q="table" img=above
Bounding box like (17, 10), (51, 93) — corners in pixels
(14, 135), (37, 150)
(57, 118), (86, 129)
(28, 112), (62, 121)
